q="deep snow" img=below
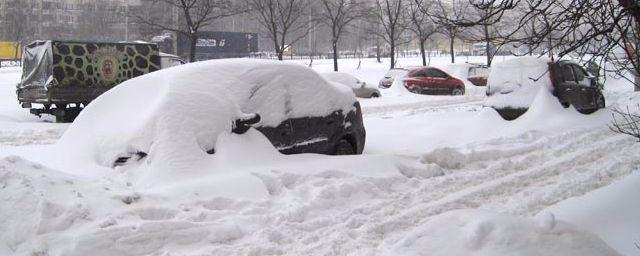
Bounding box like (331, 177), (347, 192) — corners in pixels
(0, 56), (639, 255)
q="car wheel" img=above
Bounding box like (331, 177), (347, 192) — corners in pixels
(370, 92), (380, 98)
(451, 88), (464, 96)
(408, 86), (420, 94)
(333, 139), (355, 155)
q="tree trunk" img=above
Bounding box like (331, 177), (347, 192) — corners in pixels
(419, 38), (427, 66)
(189, 33), (197, 62)
(449, 35), (455, 64)
(332, 41), (339, 72)
(484, 24), (491, 67)
(636, 71), (640, 91)
(277, 50), (284, 61)
(390, 41), (396, 69)
(376, 39), (381, 63)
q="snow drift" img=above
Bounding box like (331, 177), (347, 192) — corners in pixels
(385, 209), (620, 256)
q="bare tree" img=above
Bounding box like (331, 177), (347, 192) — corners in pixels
(369, 0), (406, 69)
(4, 1), (36, 63)
(462, 0), (518, 66)
(432, 0), (470, 64)
(501, 0), (640, 91)
(610, 106), (640, 142)
(133, 0), (244, 62)
(407, 0), (438, 66)
(318, 0), (366, 71)
(248, 0), (311, 61)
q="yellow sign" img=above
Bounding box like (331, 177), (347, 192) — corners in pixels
(0, 41), (21, 60)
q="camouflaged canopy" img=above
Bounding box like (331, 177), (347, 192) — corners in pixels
(18, 40), (161, 90)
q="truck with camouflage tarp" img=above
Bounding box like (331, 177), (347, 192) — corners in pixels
(17, 40), (163, 122)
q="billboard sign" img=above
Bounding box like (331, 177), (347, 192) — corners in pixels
(177, 31), (258, 60)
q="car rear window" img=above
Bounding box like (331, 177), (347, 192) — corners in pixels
(571, 65), (591, 86)
(561, 66), (575, 82)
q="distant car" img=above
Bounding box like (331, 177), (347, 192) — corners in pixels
(403, 67), (466, 95)
(467, 64), (490, 86)
(159, 52), (186, 68)
(485, 57), (605, 120)
(378, 68), (408, 88)
(322, 72), (381, 98)
(59, 60), (366, 167)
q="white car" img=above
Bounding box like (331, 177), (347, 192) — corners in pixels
(322, 72), (381, 98)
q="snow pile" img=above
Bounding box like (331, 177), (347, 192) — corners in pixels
(54, 59), (355, 173)
(386, 71), (414, 96)
(384, 209), (621, 256)
(545, 172), (640, 255)
(484, 56), (552, 109)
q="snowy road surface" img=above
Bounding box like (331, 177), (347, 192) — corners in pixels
(0, 57), (638, 255)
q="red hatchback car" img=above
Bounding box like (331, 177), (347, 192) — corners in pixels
(403, 67), (465, 95)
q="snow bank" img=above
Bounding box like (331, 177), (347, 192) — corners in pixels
(545, 172), (640, 256)
(485, 56), (552, 109)
(384, 209), (621, 256)
(55, 59), (355, 173)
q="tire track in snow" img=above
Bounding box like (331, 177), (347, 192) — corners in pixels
(210, 128), (639, 255)
(362, 95), (484, 118)
(366, 128), (639, 242)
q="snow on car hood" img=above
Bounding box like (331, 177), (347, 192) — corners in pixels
(57, 59), (356, 171)
(485, 56), (553, 109)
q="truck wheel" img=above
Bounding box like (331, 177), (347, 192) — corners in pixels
(54, 106), (82, 123)
(333, 139), (355, 155)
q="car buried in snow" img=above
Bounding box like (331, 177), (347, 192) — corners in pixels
(56, 59), (366, 167)
(484, 57), (606, 120)
(322, 72), (381, 98)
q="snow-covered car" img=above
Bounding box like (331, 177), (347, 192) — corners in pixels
(485, 57), (605, 120)
(444, 63), (490, 86)
(378, 68), (408, 88)
(58, 59), (366, 167)
(467, 64), (490, 86)
(322, 72), (381, 98)
(403, 67), (466, 95)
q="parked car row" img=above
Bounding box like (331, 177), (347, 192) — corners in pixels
(376, 57), (605, 120)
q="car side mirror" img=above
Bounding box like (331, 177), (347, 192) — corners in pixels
(232, 113), (261, 134)
(361, 82), (366, 88)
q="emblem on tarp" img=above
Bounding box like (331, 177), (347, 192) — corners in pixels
(90, 46), (125, 83)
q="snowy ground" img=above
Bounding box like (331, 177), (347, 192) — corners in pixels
(0, 56), (639, 255)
